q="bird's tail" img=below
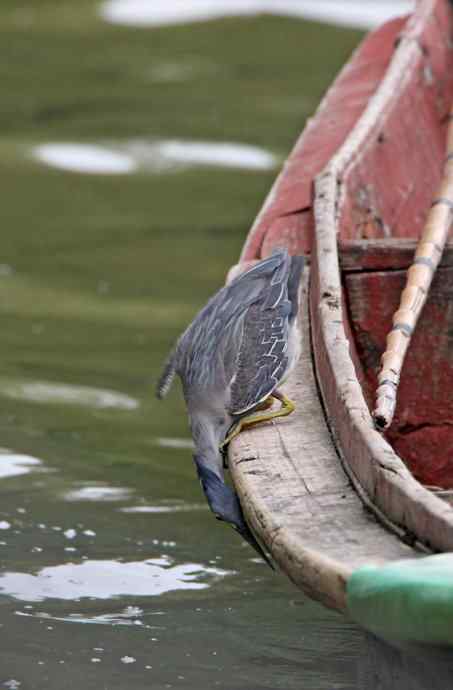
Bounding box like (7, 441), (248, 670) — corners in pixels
(156, 350), (177, 399)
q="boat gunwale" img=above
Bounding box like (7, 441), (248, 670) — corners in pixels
(311, 0), (453, 553)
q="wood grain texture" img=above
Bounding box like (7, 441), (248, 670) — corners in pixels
(345, 266), (453, 487)
(240, 16), (407, 262)
(340, 238), (453, 271)
(374, 105), (453, 429)
(229, 270), (414, 612)
(312, 0), (453, 554)
(338, 0), (453, 244)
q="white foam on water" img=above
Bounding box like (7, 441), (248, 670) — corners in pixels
(63, 486), (134, 502)
(0, 557), (231, 601)
(0, 379), (139, 410)
(100, 0), (414, 30)
(33, 143), (137, 174)
(0, 450), (42, 480)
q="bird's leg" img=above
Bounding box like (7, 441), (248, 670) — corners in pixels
(220, 397), (273, 455)
(220, 397), (274, 467)
(250, 397), (275, 412)
(220, 391), (295, 449)
(271, 390), (295, 415)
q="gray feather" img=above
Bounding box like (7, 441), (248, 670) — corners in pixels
(176, 252), (287, 393)
(229, 250), (303, 414)
(287, 255), (305, 322)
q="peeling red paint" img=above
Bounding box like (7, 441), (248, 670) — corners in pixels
(241, 0), (453, 488)
(241, 16), (408, 261)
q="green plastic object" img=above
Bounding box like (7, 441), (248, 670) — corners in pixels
(347, 553), (453, 647)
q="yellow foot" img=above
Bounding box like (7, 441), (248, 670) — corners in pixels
(220, 391), (295, 449)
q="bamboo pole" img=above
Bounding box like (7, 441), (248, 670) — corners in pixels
(373, 108), (453, 430)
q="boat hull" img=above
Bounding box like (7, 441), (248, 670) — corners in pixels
(229, 0), (453, 649)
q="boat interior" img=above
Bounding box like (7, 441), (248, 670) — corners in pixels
(336, 23), (453, 490)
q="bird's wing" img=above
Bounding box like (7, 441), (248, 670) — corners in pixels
(229, 300), (290, 414)
(229, 253), (297, 415)
(287, 255), (304, 322)
(176, 251), (290, 389)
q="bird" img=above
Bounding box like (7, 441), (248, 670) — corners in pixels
(156, 248), (304, 566)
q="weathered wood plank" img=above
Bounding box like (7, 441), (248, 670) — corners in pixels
(340, 239), (453, 272)
(345, 266), (453, 488)
(338, 1), (453, 244)
(240, 16), (407, 261)
(229, 269), (414, 612)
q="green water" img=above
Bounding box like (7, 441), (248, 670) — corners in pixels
(0, 3), (366, 687)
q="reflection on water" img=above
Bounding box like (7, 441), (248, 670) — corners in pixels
(17, 605), (160, 626)
(33, 139), (277, 175)
(120, 503), (207, 513)
(0, 557), (232, 602)
(63, 486), (134, 502)
(0, 379), (139, 410)
(101, 0), (414, 29)
(1, 0), (382, 687)
(33, 144), (137, 175)
(153, 437), (195, 450)
(0, 450), (42, 479)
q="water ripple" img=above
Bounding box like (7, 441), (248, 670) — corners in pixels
(154, 437), (194, 450)
(0, 449), (42, 479)
(16, 605), (162, 627)
(32, 139), (277, 175)
(33, 143), (136, 174)
(63, 486), (134, 502)
(0, 379), (139, 410)
(120, 503), (207, 514)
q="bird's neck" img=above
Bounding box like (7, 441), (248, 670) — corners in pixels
(189, 412), (227, 479)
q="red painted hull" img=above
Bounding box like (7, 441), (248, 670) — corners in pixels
(241, 15), (407, 260)
(333, 0), (453, 490)
(240, 0), (453, 547)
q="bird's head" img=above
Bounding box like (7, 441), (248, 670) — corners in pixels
(193, 455), (274, 569)
(194, 455), (243, 528)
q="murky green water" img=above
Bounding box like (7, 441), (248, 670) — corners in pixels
(0, 3), (368, 688)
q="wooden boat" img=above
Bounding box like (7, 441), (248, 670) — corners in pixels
(228, 0), (453, 648)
